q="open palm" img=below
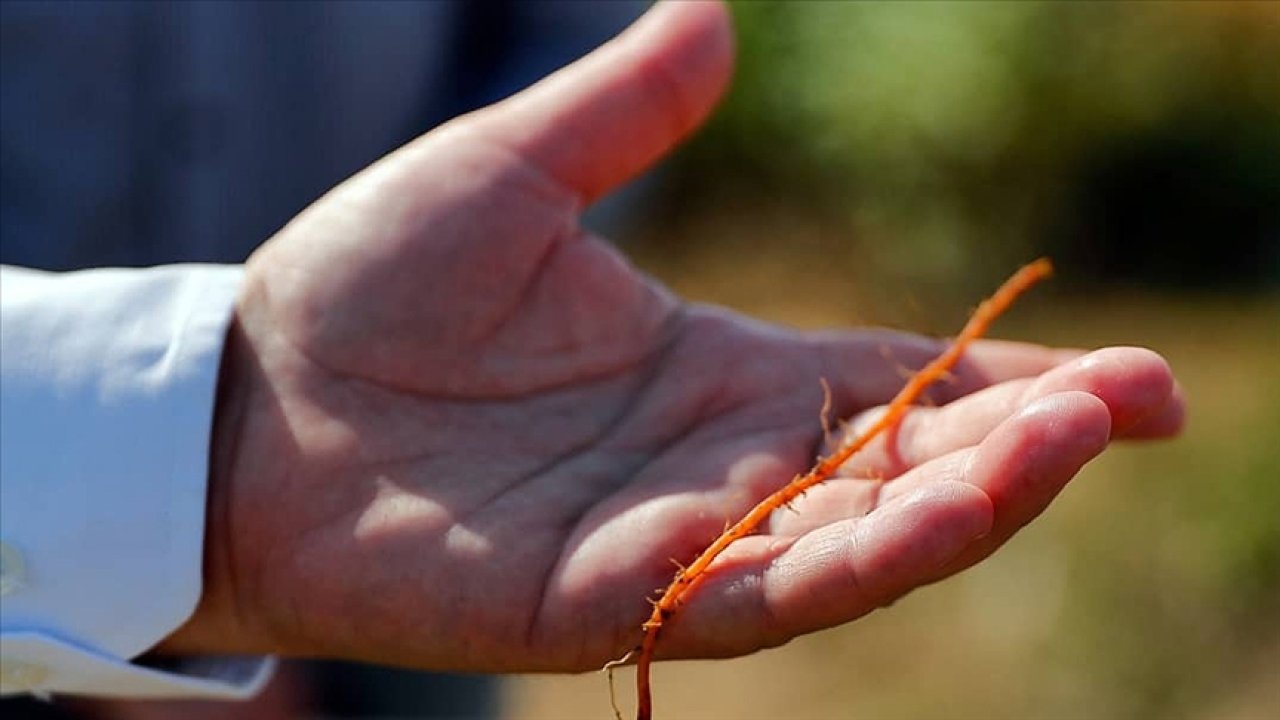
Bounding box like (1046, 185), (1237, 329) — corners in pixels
(161, 2), (1183, 673)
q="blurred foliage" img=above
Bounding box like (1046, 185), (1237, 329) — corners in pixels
(651, 1), (1280, 295)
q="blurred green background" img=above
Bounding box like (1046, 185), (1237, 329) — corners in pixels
(509, 2), (1280, 719)
(648, 0), (1280, 299)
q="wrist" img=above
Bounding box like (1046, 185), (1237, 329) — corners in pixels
(153, 314), (261, 657)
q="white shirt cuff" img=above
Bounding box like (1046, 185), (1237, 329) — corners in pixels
(1, 264), (270, 698)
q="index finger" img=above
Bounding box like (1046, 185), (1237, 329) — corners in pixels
(815, 330), (1084, 416)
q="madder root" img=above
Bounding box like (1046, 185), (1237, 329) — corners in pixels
(617, 258), (1055, 720)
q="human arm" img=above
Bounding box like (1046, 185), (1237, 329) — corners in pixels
(152, 0), (1183, 673)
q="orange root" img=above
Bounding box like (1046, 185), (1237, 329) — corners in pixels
(630, 258), (1054, 720)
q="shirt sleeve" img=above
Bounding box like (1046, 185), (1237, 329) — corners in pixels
(0, 264), (273, 698)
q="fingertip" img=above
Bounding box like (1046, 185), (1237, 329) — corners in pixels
(1118, 380), (1187, 439)
(1022, 390), (1113, 452)
(965, 390), (1111, 515)
(624, 0), (736, 142)
(1030, 346), (1176, 436)
(464, 0), (737, 203)
(645, 0), (736, 56)
(855, 482), (996, 594)
(1077, 346), (1175, 414)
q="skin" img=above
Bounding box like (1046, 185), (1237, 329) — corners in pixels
(156, 0), (1185, 674)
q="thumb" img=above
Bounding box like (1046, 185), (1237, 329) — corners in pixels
(454, 0), (735, 204)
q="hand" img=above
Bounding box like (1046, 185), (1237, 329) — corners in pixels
(157, 1), (1183, 671)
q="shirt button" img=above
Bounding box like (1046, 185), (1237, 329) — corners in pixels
(0, 541), (25, 596)
(0, 659), (51, 693)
